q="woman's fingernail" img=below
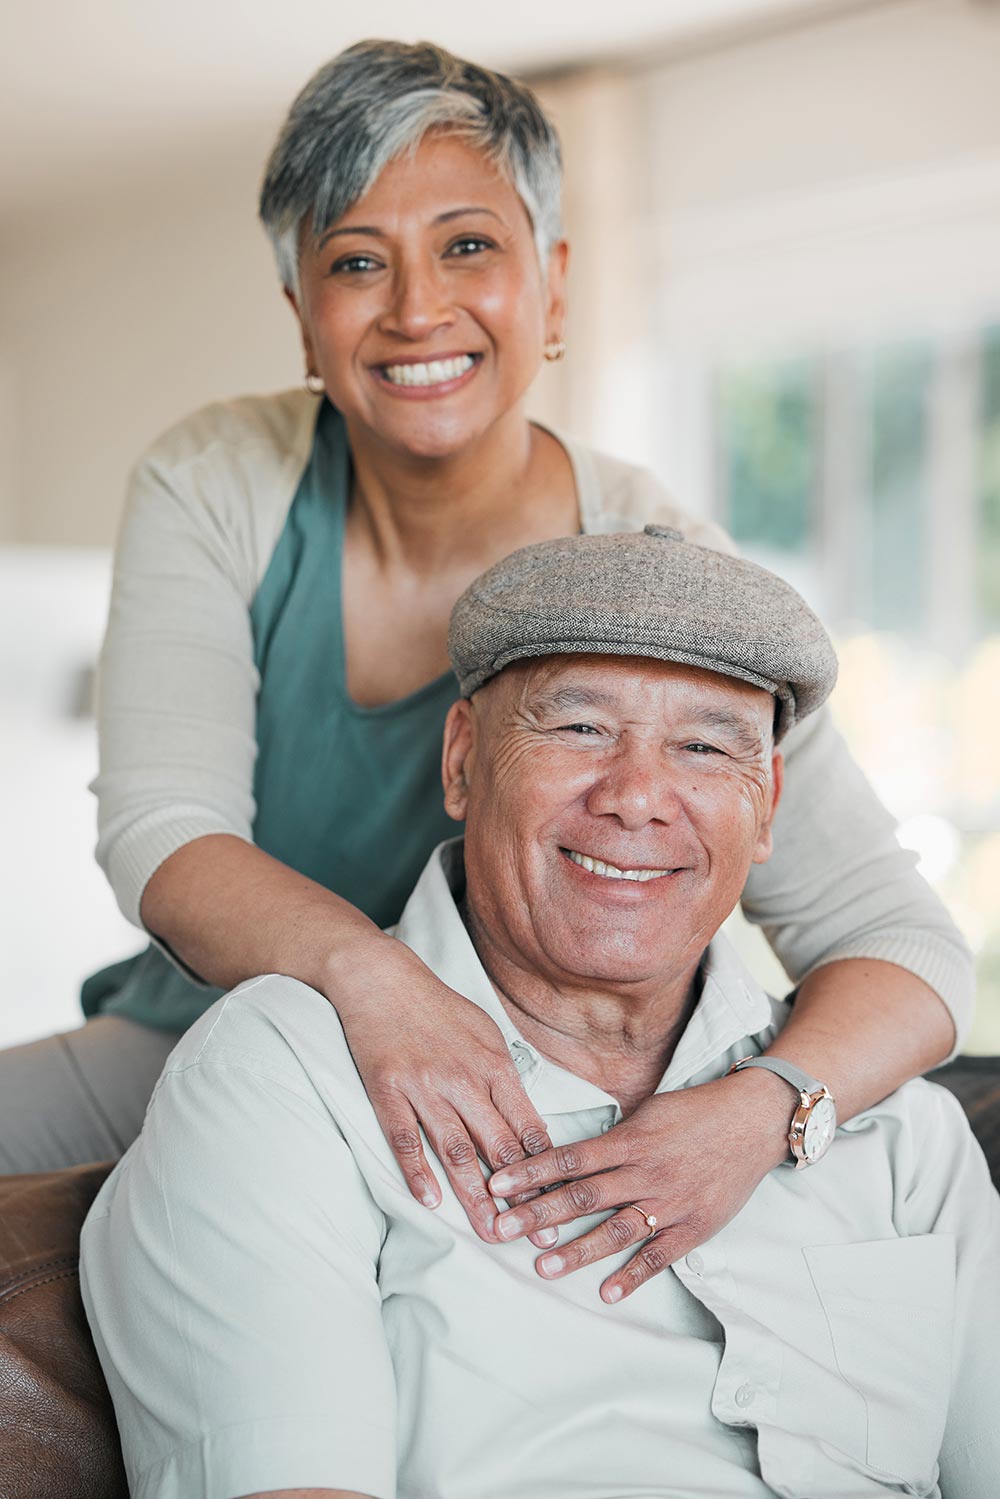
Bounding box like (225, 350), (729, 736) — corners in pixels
(536, 1227), (559, 1247)
(538, 1252), (565, 1276)
(491, 1172), (514, 1193)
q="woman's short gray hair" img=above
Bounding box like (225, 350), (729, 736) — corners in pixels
(259, 39), (563, 294)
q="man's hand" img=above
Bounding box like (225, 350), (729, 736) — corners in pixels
(334, 936), (556, 1247)
(488, 1072), (791, 1301)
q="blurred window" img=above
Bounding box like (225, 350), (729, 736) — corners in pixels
(714, 325), (1000, 1050)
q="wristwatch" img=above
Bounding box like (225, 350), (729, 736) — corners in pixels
(728, 1055), (837, 1169)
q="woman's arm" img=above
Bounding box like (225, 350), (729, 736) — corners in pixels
(487, 957), (957, 1302)
(744, 704), (972, 1045)
(141, 835), (554, 1242)
(96, 398), (552, 1235)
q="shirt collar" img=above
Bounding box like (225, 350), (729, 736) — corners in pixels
(391, 839), (778, 1112)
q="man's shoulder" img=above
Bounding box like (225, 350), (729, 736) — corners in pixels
(159, 974), (361, 1111)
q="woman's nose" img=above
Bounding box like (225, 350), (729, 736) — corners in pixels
(585, 747), (683, 831)
(381, 257), (454, 340)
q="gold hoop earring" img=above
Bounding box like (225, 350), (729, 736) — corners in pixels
(543, 340), (566, 363)
(305, 373), (325, 394)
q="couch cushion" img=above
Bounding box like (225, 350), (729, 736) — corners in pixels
(0, 1162), (126, 1499)
(934, 1055), (1000, 1190)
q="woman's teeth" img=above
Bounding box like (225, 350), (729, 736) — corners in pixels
(566, 849), (671, 882)
(382, 355), (474, 387)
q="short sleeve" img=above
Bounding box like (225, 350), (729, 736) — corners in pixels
(80, 987), (396, 1499)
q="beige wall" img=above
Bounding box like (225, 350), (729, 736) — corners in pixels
(0, 130), (301, 546)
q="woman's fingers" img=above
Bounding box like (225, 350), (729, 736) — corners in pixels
(466, 1083), (556, 1247)
(371, 1093), (443, 1209)
(493, 1168), (636, 1241)
(533, 1205), (661, 1287)
(417, 1103), (502, 1242)
(489, 1131), (621, 1200)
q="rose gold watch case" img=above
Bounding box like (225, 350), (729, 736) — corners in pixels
(788, 1087), (837, 1169)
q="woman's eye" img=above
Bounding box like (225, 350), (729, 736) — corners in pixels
(445, 236), (493, 258)
(330, 254), (381, 275)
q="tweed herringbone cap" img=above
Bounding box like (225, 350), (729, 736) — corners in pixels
(448, 525), (838, 739)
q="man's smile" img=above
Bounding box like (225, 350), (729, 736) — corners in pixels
(560, 846), (677, 883)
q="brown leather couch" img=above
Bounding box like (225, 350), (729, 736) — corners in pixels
(2, 1058), (999, 1499)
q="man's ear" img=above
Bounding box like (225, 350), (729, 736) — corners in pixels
(442, 699), (475, 822)
(751, 749), (784, 865)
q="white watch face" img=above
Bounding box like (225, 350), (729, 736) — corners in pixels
(802, 1095), (837, 1162)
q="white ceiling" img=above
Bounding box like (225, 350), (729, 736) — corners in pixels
(2, 0), (848, 216)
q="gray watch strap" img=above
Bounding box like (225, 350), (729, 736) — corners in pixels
(730, 1055), (827, 1098)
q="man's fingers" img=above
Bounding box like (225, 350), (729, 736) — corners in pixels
(374, 1098), (442, 1209)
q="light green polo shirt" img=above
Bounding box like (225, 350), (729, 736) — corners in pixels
(80, 841), (1000, 1499)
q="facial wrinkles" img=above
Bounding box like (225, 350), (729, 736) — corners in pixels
(464, 665), (774, 992)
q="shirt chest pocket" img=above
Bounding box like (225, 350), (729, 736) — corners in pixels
(802, 1235), (955, 1486)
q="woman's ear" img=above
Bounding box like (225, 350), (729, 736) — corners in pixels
(442, 700), (475, 822)
(283, 285), (317, 377)
(545, 239), (569, 343)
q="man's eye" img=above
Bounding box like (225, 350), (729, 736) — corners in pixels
(684, 742), (722, 755)
(561, 723), (600, 736)
(445, 236), (493, 257)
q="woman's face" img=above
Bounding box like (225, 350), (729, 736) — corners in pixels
(289, 132), (567, 463)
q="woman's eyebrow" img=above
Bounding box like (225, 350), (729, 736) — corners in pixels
(318, 207), (501, 247)
(434, 207), (503, 225)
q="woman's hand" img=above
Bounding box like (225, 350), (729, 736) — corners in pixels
(332, 934), (557, 1247)
(487, 1071), (791, 1302)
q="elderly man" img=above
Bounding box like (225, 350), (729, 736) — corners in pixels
(81, 528), (998, 1499)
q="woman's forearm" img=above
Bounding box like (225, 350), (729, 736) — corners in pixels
(763, 957), (957, 1125)
(140, 833), (395, 999)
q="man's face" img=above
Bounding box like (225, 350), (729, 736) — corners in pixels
(443, 655), (783, 993)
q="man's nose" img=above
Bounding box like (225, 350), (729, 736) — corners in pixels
(584, 743), (683, 831)
(381, 255), (454, 340)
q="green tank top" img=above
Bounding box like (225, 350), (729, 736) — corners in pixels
(82, 402), (460, 1032)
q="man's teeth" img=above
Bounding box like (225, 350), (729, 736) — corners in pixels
(382, 355), (474, 387)
(566, 849), (671, 882)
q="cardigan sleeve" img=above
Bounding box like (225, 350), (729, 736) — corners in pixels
(742, 705), (973, 1051)
(91, 392), (318, 928)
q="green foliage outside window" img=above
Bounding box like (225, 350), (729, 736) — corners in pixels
(717, 360), (815, 554)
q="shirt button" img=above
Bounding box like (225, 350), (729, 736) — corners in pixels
(601, 1120), (614, 1134)
(510, 1044), (531, 1074)
(686, 1251), (705, 1275)
(735, 1383), (755, 1408)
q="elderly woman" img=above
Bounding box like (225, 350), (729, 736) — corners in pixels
(0, 40), (968, 1302)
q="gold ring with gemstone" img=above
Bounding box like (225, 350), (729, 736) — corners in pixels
(623, 1204), (657, 1237)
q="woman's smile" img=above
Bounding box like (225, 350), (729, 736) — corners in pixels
(372, 350), (482, 397)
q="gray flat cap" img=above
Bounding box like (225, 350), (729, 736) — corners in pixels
(448, 525), (838, 739)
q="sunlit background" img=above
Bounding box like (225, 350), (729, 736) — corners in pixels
(3, 0), (999, 1049)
